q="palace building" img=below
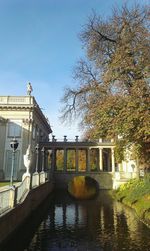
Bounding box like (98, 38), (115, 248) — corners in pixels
(0, 94), (52, 181)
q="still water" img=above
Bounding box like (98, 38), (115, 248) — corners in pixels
(3, 190), (150, 251)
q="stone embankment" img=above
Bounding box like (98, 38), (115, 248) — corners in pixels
(0, 180), (53, 245)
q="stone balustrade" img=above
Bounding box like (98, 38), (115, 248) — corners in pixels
(0, 171), (49, 216)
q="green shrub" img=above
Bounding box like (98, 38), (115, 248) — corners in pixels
(114, 177), (150, 224)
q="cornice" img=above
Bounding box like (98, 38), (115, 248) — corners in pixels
(0, 105), (33, 110)
(0, 95), (52, 133)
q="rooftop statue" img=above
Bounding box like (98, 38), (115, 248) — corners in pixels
(27, 82), (33, 96)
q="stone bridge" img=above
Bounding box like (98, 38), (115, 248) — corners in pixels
(38, 137), (116, 189)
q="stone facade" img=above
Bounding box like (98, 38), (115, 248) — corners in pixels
(0, 96), (52, 181)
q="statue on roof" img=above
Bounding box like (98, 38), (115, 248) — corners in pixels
(27, 82), (33, 96)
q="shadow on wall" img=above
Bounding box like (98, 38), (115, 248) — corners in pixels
(0, 192), (54, 251)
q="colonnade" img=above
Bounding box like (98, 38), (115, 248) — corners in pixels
(36, 138), (116, 173)
(49, 147), (115, 173)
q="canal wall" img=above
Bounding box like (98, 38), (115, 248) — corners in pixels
(0, 181), (53, 245)
(53, 172), (114, 189)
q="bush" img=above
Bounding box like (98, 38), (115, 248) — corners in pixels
(114, 177), (150, 225)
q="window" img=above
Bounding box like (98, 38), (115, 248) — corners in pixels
(8, 121), (21, 137)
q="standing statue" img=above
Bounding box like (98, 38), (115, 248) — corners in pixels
(27, 82), (33, 96)
(22, 145), (32, 181)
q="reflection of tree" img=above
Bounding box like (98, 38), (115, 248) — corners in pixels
(47, 150), (52, 169)
(90, 149), (98, 171)
(67, 150), (75, 171)
(78, 150), (86, 171)
(56, 150), (64, 171)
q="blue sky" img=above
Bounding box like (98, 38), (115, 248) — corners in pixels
(0, 0), (148, 140)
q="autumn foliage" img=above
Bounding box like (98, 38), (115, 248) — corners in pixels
(61, 3), (150, 165)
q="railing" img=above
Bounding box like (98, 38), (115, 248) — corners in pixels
(114, 171), (138, 180)
(0, 96), (33, 105)
(32, 172), (40, 188)
(40, 171), (46, 184)
(0, 187), (15, 215)
(0, 171), (49, 216)
(16, 176), (30, 204)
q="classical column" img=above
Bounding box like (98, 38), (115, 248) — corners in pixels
(75, 148), (78, 172)
(111, 148), (115, 172)
(45, 150), (49, 171)
(99, 147), (103, 171)
(51, 148), (55, 171)
(64, 148), (67, 172)
(87, 148), (90, 172)
(107, 149), (111, 171)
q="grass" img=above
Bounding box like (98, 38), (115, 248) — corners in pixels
(113, 175), (150, 225)
(0, 182), (18, 188)
(0, 182), (10, 187)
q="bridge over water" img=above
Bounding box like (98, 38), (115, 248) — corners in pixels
(39, 137), (116, 189)
(0, 137), (135, 245)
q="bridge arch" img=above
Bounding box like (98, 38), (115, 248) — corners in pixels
(68, 175), (99, 199)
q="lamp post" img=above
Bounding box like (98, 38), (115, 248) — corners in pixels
(35, 144), (39, 172)
(10, 138), (19, 186)
(41, 147), (45, 172)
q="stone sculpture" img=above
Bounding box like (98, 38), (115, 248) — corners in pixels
(22, 145), (32, 181)
(27, 82), (33, 95)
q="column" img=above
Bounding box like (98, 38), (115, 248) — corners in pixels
(107, 149), (111, 171)
(111, 148), (115, 172)
(64, 148), (67, 172)
(99, 147), (103, 171)
(45, 150), (49, 171)
(75, 148), (78, 172)
(86, 148), (90, 173)
(52, 148), (55, 172)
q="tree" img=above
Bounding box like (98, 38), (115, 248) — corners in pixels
(61, 3), (150, 165)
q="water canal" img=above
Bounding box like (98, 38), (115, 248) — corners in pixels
(2, 190), (150, 251)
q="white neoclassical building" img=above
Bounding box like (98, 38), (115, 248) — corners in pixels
(0, 95), (52, 181)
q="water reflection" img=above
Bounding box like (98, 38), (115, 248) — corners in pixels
(2, 190), (150, 251)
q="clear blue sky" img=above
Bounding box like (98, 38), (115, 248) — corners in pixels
(0, 0), (148, 140)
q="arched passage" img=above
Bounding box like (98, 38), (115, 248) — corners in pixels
(68, 176), (99, 199)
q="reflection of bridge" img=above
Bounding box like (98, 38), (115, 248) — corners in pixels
(39, 137), (116, 189)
